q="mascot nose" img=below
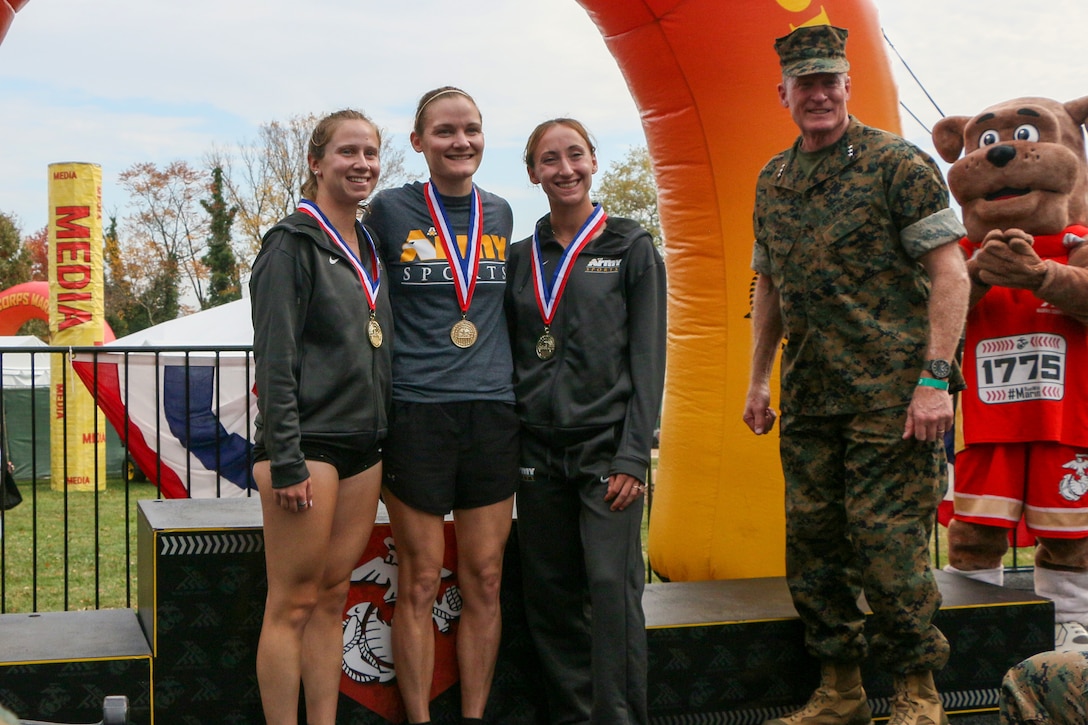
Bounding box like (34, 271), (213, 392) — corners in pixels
(986, 145), (1017, 168)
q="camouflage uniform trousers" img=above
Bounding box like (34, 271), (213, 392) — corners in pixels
(780, 405), (951, 673)
(1000, 650), (1088, 724)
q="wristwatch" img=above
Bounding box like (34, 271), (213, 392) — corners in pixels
(924, 359), (952, 380)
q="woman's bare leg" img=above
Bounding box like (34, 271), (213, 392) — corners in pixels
(256, 460), (336, 725)
(300, 463), (382, 724)
(384, 488), (447, 723)
(453, 496), (514, 719)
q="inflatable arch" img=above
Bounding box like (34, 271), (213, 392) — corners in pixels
(0, 281), (50, 335)
(578, 0), (902, 580)
(0, 280), (115, 341)
(0, 0), (29, 47)
(1, 0), (902, 580)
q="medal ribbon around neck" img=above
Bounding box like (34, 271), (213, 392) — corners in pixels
(531, 203), (607, 327)
(297, 199), (381, 314)
(424, 181), (483, 317)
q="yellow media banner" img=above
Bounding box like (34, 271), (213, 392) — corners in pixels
(48, 162), (106, 491)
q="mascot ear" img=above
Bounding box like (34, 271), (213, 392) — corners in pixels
(1065, 96), (1088, 128)
(932, 116), (970, 163)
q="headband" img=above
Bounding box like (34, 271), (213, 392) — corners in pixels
(413, 88), (473, 129)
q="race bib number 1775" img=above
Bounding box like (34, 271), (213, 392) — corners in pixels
(975, 334), (1066, 404)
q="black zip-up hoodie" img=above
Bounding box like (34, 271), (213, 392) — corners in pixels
(505, 215), (666, 481)
(250, 210), (393, 488)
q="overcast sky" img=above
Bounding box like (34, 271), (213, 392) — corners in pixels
(1, 0), (1085, 244)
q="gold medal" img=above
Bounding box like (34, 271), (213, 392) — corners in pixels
(426, 182), (484, 351)
(367, 315), (383, 348)
(450, 318), (478, 348)
(536, 331), (556, 360)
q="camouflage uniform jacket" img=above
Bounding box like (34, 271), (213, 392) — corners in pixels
(1001, 650), (1088, 724)
(752, 116), (965, 416)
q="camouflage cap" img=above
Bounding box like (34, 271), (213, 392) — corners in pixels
(775, 25), (850, 77)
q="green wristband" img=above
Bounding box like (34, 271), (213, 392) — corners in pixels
(917, 377), (949, 391)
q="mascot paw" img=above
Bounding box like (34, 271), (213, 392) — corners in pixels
(976, 235), (1047, 289)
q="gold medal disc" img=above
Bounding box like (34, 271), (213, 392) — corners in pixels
(367, 317), (383, 348)
(535, 332), (556, 360)
(450, 318), (478, 348)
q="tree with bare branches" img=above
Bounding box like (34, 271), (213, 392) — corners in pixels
(103, 213), (178, 336)
(595, 146), (663, 253)
(209, 114), (415, 273)
(117, 160), (209, 316)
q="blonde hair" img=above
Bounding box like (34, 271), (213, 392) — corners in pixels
(300, 109), (381, 200)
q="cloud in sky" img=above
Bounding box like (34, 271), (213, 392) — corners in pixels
(0, 0), (643, 240)
(0, 0), (1085, 242)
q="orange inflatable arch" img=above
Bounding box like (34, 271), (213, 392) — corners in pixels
(0, 0), (28, 47)
(0, 281), (51, 335)
(2, 0), (901, 581)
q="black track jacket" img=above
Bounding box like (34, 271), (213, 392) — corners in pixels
(505, 215), (666, 481)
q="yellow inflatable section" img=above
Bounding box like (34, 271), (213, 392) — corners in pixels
(578, 0), (903, 580)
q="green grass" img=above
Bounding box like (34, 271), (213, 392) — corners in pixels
(0, 477), (160, 613)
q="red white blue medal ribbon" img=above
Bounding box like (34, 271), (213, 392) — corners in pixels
(297, 199), (381, 313)
(531, 204), (607, 326)
(424, 181), (482, 317)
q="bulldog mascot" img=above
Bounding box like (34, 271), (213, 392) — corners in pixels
(933, 96), (1088, 651)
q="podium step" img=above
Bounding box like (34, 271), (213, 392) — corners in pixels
(643, 571), (1051, 724)
(0, 499), (1050, 725)
(0, 608), (151, 723)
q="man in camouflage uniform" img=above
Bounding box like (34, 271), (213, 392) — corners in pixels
(742, 25), (971, 725)
(1001, 650), (1088, 724)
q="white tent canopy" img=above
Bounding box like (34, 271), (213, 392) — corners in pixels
(108, 298), (253, 348)
(0, 335), (50, 389)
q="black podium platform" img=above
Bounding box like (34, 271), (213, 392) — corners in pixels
(642, 574), (1052, 724)
(137, 497), (267, 724)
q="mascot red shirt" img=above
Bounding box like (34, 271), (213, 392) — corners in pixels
(959, 225), (1088, 447)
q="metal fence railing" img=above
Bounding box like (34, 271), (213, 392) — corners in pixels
(0, 344), (1034, 614)
(0, 345), (256, 614)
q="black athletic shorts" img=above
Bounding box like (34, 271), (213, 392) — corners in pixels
(253, 434), (382, 481)
(382, 400), (520, 515)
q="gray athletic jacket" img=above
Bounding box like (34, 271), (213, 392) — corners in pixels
(250, 210), (393, 488)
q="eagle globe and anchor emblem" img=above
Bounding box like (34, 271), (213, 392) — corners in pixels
(339, 533), (464, 721)
(1059, 454), (1088, 502)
